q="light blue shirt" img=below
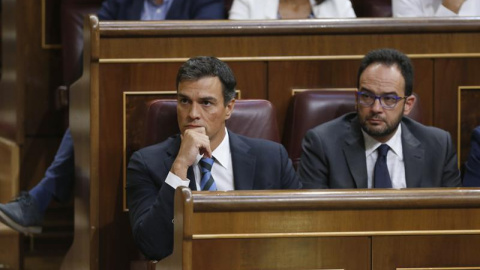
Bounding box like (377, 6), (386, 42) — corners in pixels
(141, 0), (174, 20)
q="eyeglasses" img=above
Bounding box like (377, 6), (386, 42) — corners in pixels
(356, 91), (407, 109)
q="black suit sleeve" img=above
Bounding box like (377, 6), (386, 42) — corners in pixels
(297, 129), (330, 189)
(97, 0), (120, 20)
(191, 0), (225, 19)
(126, 151), (175, 260)
(441, 131), (462, 187)
(278, 143), (302, 189)
(463, 127), (480, 187)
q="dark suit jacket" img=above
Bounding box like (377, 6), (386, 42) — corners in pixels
(298, 112), (461, 189)
(463, 126), (480, 187)
(97, 0), (225, 20)
(127, 131), (299, 260)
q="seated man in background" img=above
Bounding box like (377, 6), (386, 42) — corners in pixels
(298, 48), (461, 189)
(229, 0), (356, 20)
(393, 0), (480, 17)
(98, 0), (225, 20)
(127, 56), (300, 260)
(463, 126), (480, 187)
(0, 0), (225, 235)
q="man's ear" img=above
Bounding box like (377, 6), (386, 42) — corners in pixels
(403, 94), (416, 116)
(225, 99), (235, 120)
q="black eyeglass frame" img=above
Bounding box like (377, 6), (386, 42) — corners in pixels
(356, 91), (408, 109)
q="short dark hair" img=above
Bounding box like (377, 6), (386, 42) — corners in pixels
(176, 56), (237, 106)
(357, 48), (414, 96)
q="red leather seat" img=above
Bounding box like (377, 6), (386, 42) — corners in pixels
(144, 99), (280, 146)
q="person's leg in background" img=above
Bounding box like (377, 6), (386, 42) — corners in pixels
(0, 128), (74, 234)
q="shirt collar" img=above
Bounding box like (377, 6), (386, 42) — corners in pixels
(195, 128), (231, 170)
(363, 124), (403, 159)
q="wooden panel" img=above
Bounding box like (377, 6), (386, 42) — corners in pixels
(192, 208), (480, 235)
(22, 0), (64, 137)
(151, 188), (480, 270)
(229, 62), (267, 100)
(0, 136), (20, 269)
(0, 137), (20, 269)
(101, 31), (480, 59)
(0, 225), (21, 270)
(373, 235), (480, 270)
(42, 0), (62, 48)
(0, 137), (19, 201)
(411, 59), (433, 125)
(434, 59), (480, 166)
(97, 20), (480, 59)
(0, 0), (21, 142)
(192, 237), (370, 270)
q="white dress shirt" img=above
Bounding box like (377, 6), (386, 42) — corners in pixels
(363, 124), (406, 189)
(229, 0), (356, 20)
(165, 128), (235, 191)
(393, 0), (480, 17)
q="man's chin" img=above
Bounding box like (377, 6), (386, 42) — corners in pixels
(362, 125), (389, 138)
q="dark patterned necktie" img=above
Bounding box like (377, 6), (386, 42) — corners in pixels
(199, 157), (217, 191)
(374, 144), (392, 188)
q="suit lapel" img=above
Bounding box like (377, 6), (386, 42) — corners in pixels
(166, 0), (180, 19)
(401, 122), (424, 188)
(229, 132), (256, 190)
(164, 135), (197, 191)
(129, 0), (144, 20)
(343, 117), (368, 188)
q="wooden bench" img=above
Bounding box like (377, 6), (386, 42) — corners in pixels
(0, 138), (20, 270)
(66, 16), (480, 269)
(143, 187), (480, 270)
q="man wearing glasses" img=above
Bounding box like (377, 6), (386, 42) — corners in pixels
(298, 48), (461, 189)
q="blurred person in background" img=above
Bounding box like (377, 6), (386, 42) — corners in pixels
(393, 0), (480, 17)
(463, 126), (480, 187)
(229, 0), (356, 20)
(98, 0), (225, 20)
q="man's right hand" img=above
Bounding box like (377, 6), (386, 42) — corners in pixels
(170, 127), (212, 179)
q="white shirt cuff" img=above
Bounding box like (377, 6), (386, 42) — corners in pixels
(165, 171), (191, 189)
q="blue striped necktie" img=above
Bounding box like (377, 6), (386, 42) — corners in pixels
(199, 157), (217, 191)
(374, 144), (392, 188)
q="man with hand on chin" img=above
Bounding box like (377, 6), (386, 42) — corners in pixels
(298, 48), (461, 189)
(127, 56), (300, 261)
